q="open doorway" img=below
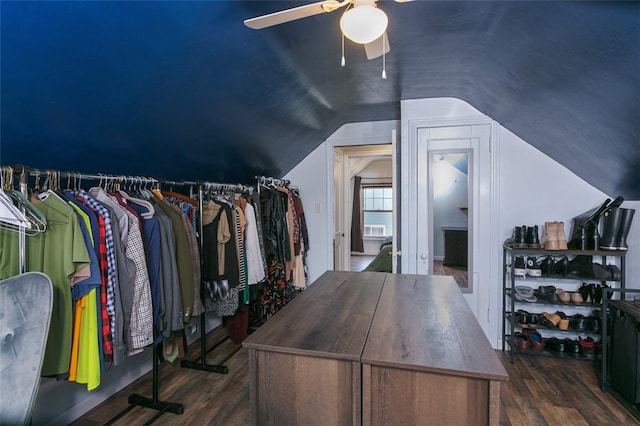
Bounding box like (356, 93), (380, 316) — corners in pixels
(333, 144), (396, 272)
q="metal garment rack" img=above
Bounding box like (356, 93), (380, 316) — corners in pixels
(6, 166), (183, 424)
(178, 181), (249, 374)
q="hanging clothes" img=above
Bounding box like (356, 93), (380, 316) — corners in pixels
(243, 201), (266, 285)
(252, 182), (302, 323)
(27, 191), (91, 377)
(161, 195), (204, 318)
(151, 205), (184, 337)
(259, 185), (290, 263)
(73, 188), (128, 365)
(201, 198), (240, 316)
(127, 200), (163, 344)
(151, 191), (195, 323)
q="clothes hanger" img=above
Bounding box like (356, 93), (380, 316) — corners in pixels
(160, 181), (197, 207)
(161, 190), (197, 207)
(23, 170), (70, 226)
(118, 176), (155, 218)
(0, 167), (46, 234)
(0, 172), (32, 231)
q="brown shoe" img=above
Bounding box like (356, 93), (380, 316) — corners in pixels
(514, 332), (530, 351)
(540, 222), (559, 250)
(570, 292), (584, 304)
(528, 330), (545, 351)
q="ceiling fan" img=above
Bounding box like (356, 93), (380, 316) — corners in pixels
(244, 0), (413, 60)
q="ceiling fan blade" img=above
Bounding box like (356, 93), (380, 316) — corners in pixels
(244, 1), (342, 30)
(364, 32), (390, 60)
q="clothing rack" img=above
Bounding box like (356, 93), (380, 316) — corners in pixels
(179, 180), (249, 375)
(1, 165), (183, 424)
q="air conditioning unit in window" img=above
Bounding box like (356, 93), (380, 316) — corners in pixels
(364, 224), (385, 237)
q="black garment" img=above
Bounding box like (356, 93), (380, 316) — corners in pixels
(258, 186), (290, 262)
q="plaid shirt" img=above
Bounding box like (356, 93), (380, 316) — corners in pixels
(73, 190), (117, 344)
(108, 195), (154, 350)
(92, 211), (113, 366)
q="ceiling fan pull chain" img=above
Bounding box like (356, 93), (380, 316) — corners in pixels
(382, 35), (387, 79)
(341, 33), (346, 67)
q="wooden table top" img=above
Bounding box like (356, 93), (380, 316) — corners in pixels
(243, 270), (385, 361)
(362, 273), (508, 381)
(244, 271), (507, 382)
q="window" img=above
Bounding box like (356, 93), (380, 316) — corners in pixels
(363, 186), (392, 237)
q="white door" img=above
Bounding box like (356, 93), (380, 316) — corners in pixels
(333, 149), (345, 270)
(416, 124), (492, 334)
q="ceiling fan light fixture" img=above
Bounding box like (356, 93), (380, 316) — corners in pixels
(340, 1), (388, 44)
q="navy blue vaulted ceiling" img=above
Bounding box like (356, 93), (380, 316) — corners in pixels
(1, 1), (638, 199)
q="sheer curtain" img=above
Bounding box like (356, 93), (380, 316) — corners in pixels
(350, 176), (364, 253)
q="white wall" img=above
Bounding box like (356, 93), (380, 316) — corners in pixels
(358, 159), (392, 180)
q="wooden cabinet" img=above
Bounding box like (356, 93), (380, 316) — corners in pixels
(244, 271), (385, 426)
(361, 273), (505, 425)
(244, 271), (508, 425)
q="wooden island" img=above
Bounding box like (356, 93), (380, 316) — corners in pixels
(243, 271), (508, 425)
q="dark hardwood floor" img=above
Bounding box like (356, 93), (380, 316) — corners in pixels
(72, 326), (639, 426)
(433, 259), (468, 288)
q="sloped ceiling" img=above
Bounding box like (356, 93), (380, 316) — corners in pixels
(1, 1), (638, 199)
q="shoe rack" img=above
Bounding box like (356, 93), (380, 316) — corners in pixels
(502, 245), (627, 363)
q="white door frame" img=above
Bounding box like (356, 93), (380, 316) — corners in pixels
(334, 144), (394, 270)
(402, 117), (498, 341)
(333, 149), (345, 270)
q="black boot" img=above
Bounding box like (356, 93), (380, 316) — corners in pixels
(505, 226), (523, 247)
(568, 196), (623, 250)
(600, 207), (623, 250)
(615, 208), (635, 250)
(526, 225), (540, 248)
(568, 198), (611, 249)
(513, 226), (527, 248)
(585, 221), (600, 250)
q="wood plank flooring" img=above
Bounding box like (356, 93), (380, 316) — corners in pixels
(433, 259), (468, 288)
(72, 326), (640, 426)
